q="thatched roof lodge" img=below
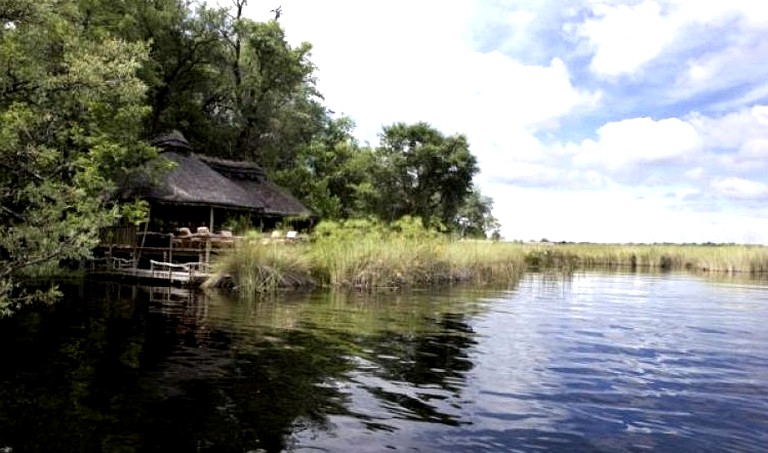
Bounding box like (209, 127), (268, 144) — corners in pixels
(122, 131), (314, 234)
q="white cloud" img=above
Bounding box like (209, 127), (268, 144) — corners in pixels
(689, 105), (768, 152)
(572, 116), (700, 171)
(245, 1), (598, 145)
(673, 0), (768, 27)
(675, 33), (768, 104)
(459, 55), (599, 132)
(483, 183), (763, 243)
(576, 0), (768, 79)
(684, 167), (705, 180)
(740, 139), (768, 158)
(711, 177), (768, 200)
(579, 0), (676, 76)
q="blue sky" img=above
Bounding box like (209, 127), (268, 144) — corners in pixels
(241, 0), (768, 243)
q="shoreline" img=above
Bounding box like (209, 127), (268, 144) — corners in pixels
(207, 239), (768, 295)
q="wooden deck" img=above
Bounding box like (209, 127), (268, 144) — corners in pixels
(91, 228), (307, 287)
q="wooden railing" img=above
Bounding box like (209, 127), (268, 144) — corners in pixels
(150, 259), (212, 275)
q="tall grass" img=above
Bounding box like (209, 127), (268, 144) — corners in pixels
(207, 220), (768, 295)
(522, 243), (768, 273)
(208, 218), (527, 294)
(206, 232), (313, 295)
(308, 218), (527, 288)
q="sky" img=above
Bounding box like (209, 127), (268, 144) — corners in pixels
(239, 0), (768, 244)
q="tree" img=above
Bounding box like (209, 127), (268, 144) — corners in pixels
(81, 0), (324, 168)
(372, 122), (479, 230)
(273, 116), (377, 219)
(0, 0), (155, 313)
(76, 0), (231, 142)
(228, 16), (324, 166)
(456, 190), (500, 238)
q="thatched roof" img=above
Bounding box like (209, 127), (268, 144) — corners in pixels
(198, 155), (314, 217)
(123, 151), (313, 217)
(151, 130), (192, 151)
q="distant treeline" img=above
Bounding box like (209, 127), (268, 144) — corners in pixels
(531, 240), (761, 247)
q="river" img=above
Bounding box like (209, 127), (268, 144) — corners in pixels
(0, 272), (767, 452)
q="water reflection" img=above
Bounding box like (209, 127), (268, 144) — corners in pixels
(460, 272), (768, 452)
(2, 273), (767, 452)
(0, 283), (496, 452)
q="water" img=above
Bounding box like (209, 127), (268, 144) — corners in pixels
(1, 272), (767, 452)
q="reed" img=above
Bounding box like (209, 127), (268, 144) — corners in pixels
(208, 220), (768, 295)
(519, 242), (768, 273)
(444, 240), (527, 284)
(207, 232), (313, 295)
(210, 219), (528, 293)
(308, 218), (528, 288)
(309, 218), (450, 287)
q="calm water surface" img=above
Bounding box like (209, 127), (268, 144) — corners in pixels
(1, 272), (767, 452)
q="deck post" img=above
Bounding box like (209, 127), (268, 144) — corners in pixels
(134, 206), (151, 270)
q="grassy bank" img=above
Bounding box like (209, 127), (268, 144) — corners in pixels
(207, 219), (527, 294)
(524, 243), (768, 273)
(208, 220), (768, 294)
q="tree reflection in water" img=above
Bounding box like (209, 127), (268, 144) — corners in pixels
(0, 283), (495, 452)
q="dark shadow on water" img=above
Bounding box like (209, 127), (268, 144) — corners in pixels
(0, 282), (493, 452)
(0, 283), (349, 452)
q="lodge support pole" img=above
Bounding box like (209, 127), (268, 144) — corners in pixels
(205, 206), (214, 266)
(135, 206), (151, 270)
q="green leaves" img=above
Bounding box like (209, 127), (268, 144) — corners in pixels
(373, 122), (479, 229)
(0, 0), (155, 311)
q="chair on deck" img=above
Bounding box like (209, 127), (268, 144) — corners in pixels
(172, 227), (193, 248)
(212, 230), (235, 248)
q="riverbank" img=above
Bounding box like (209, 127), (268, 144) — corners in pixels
(206, 230), (527, 294)
(523, 242), (768, 273)
(206, 221), (768, 294)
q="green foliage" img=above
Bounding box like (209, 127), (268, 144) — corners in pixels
(77, 1), (501, 239)
(279, 118), (496, 236)
(210, 218), (526, 292)
(222, 214), (255, 235)
(119, 200), (150, 226)
(0, 0), (155, 311)
(274, 116), (374, 219)
(371, 122), (479, 230)
(90, 0), (325, 167)
(456, 190), (500, 238)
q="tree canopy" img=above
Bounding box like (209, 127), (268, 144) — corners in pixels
(0, 0), (157, 311)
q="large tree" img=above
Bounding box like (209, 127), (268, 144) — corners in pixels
(273, 116), (378, 219)
(371, 122), (479, 230)
(276, 119), (498, 235)
(76, 0), (325, 167)
(0, 0), (155, 312)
